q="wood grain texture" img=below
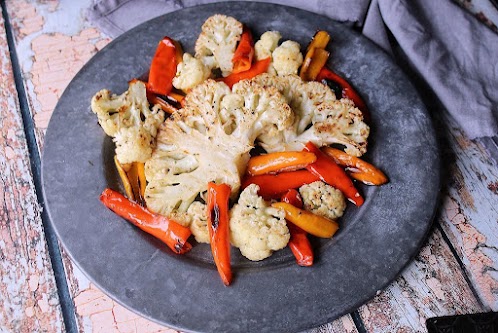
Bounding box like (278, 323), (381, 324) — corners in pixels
(0, 6), (63, 332)
(308, 316), (359, 333)
(437, 114), (498, 311)
(358, 228), (484, 332)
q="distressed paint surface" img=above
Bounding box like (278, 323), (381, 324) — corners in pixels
(0, 6), (63, 333)
(6, 0), (111, 150)
(359, 228), (484, 332)
(438, 115), (498, 310)
(308, 316), (359, 333)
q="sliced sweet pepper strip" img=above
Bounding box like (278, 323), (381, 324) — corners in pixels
(316, 67), (369, 122)
(272, 202), (339, 238)
(301, 48), (330, 81)
(127, 162), (146, 207)
(100, 188), (192, 254)
(114, 156), (134, 201)
(232, 26), (254, 74)
(304, 142), (364, 206)
(246, 151), (317, 176)
(221, 57), (271, 88)
(300, 30), (331, 81)
(147, 36), (182, 96)
(321, 147), (388, 185)
(147, 92), (178, 114)
(281, 189), (313, 267)
(242, 169), (320, 200)
(207, 182), (233, 286)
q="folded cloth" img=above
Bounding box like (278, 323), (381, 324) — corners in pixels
(87, 0), (498, 139)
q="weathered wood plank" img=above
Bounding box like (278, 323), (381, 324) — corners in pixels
(6, 0), (111, 150)
(0, 6), (63, 332)
(359, 228), (484, 332)
(308, 316), (359, 333)
(437, 114), (498, 311)
(4, 1), (185, 332)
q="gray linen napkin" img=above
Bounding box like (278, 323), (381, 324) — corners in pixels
(87, 0), (498, 139)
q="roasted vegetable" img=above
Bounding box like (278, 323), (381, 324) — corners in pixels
(281, 189), (313, 267)
(232, 26), (254, 73)
(246, 151), (316, 176)
(272, 202), (339, 238)
(207, 182), (232, 286)
(100, 188), (192, 254)
(242, 169), (320, 200)
(322, 147), (388, 185)
(148, 36), (183, 96)
(304, 142), (364, 206)
(230, 184), (289, 261)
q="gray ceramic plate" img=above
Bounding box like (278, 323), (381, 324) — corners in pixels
(42, 2), (440, 333)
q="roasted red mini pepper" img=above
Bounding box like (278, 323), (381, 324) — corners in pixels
(221, 57), (271, 88)
(147, 36), (182, 96)
(281, 189), (313, 267)
(232, 26), (254, 74)
(316, 67), (369, 122)
(207, 182), (232, 286)
(304, 142), (364, 206)
(100, 188), (192, 254)
(242, 169), (320, 200)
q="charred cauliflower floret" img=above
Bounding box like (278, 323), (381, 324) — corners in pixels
(91, 80), (165, 164)
(272, 41), (303, 76)
(250, 73), (369, 156)
(187, 201), (209, 243)
(299, 181), (347, 220)
(195, 14), (243, 76)
(306, 98), (369, 156)
(230, 184), (290, 261)
(173, 53), (211, 91)
(255, 31), (281, 60)
(144, 79), (294, 222)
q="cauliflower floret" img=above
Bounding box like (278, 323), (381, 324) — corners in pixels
(195, 14), (243, 76)
(187, 201), (209, 244)
(91, 80), (165, 164)
(173, 53), (211, 91)
(299, 181), (347, 220)
(255, 31), (281, 60)
(249, 73), (369, 156)
(303, 98), (370, 156)
(144, 79), (293, 218)
(272, 41), (303, 76)
(230, 184), (290, 261)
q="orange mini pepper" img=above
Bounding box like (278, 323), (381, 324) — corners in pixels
(272, 202), (339, 238)
(321, 147), (388, 186)
(246, 151), (316, 176)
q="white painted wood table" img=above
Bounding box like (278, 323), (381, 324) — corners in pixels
(1, 1), (497, 332)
